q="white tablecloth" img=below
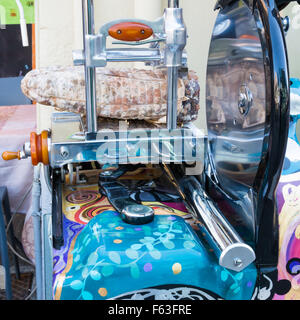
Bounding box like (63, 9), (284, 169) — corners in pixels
(0, 105), (36, 214)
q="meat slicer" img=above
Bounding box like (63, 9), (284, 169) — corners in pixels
(2, 0), (291, 300)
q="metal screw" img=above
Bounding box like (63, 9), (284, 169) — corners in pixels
(60, 146), (69, 159)
(238, 85), (253, 116)
(234, 258), (243, 267)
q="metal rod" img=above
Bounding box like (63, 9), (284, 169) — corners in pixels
(179, 176), (256, 272)
(167, 66), (178, 129)
(73, 48), (186, 66)
(168, 0), (179, 8)
(106, 48), (162, 63)
(82, 0), (98, 137)
(40, 167), (54, 300)
(162, 165), (256, 273)
(32, 165), (43, 300)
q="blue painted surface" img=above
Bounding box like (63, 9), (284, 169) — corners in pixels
(54, 211), (257, 300)
(0, 77), (31, 106)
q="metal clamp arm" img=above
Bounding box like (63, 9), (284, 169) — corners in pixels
(81, 16), (165, 68)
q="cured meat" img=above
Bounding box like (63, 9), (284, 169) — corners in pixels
(21, 66), (200, 123)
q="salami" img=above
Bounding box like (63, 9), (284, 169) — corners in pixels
(21, 66), (200, 123)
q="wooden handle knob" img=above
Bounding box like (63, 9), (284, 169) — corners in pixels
(2, 151), (21, 161)
(108, 22), (153, 42)
(2, 130), (49, 166)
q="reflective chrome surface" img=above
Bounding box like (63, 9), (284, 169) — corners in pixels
(206, 0), (290, 266)
(206, 1), (267, 190)
(82, 0), (98, 136)
(178, 175), (256, 272)
(50, 127), (205, 167)
(168, 0), (179, 8)
(50, 112), (206, 168)
(50, 113), (205, 167)
(164, 7), (187, 129)
(121, 205), (155, 225)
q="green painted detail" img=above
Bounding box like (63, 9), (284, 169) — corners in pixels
(0, 0), (35, 25)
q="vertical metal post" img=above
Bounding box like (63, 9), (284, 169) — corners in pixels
(32, 165), (43, 300)
(167, 67), (179, 130)
(168, 0), (179, 8)
(82, 0), (98, 139)
(166, 0), (181, 130)
(0, 188), (12, 300)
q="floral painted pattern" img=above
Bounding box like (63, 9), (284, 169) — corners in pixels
(53, 204), (257, 300)
(275, 79), (300, 300)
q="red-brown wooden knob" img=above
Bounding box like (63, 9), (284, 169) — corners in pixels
(30, 131), (49, 166)
(108, 22), (153, 42)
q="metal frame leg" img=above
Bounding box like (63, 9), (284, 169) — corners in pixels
(40, 166), (53, 300)
(0, 187), (13, 300)
(0, 187), (20, 279)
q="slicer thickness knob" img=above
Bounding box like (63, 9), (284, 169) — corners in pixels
(2, 131), (49, 166)
(30, 131), (49, 166)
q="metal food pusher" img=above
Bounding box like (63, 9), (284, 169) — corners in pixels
(78, 0), (187, 136)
